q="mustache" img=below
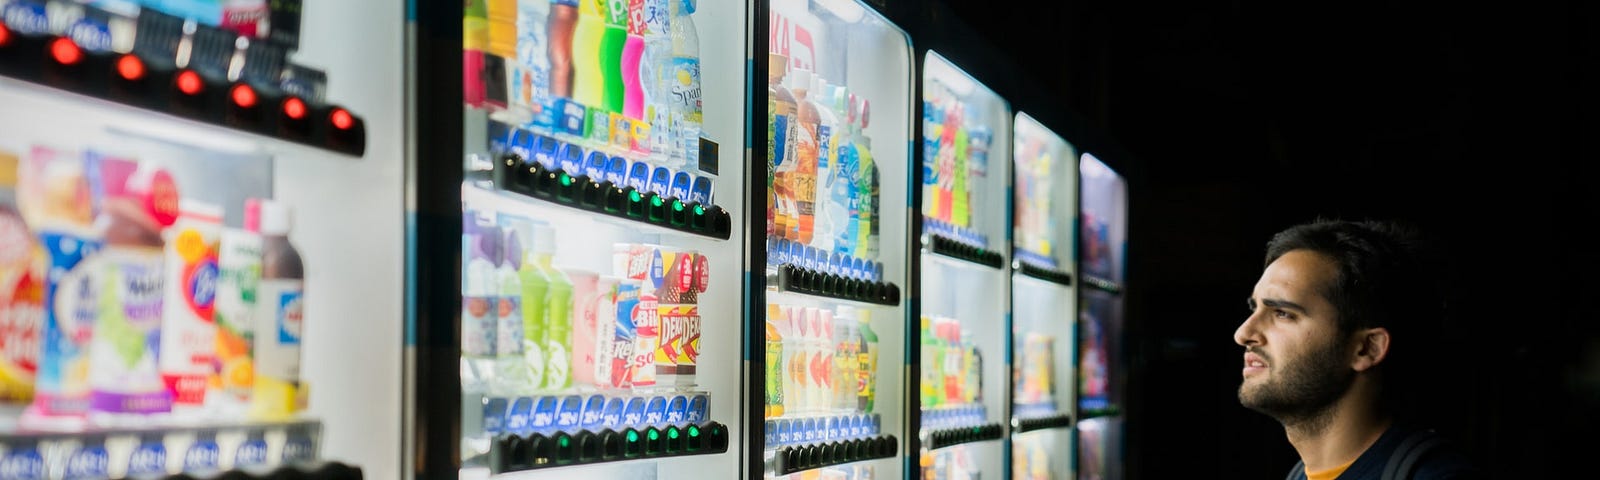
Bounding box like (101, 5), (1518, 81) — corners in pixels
(1246, 346), (1270, 362)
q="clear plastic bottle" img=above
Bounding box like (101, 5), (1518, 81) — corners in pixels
(250, 200), (306, 420)
(668, 0), (701, 169)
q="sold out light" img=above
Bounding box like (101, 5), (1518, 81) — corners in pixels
(329, 107), (353, 130)
(115, 54), (144, 81)
(0, 23), (12, 48)
(175, 70), (203, 96)
(229, 83), (257, 109)
(49, 37), (81, 65)
(281, 96), (306, 120)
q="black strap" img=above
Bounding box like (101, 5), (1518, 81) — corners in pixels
(1383, 429), (1442, 480)
(1287, 460), (1306, 480)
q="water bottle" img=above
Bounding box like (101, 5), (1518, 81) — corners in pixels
(669, 0), (701, 170)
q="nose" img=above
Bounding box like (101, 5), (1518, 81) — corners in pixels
(1234, 310), (1263, 347)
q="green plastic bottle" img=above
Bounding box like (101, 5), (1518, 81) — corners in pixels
(856, 309), (878, 412)
(512, 220), (548, 390)
(532, 224), (573, 390)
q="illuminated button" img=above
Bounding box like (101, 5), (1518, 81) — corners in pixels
(230, 84), (257, 108)
(282, 97), (307, 120)
(330, 107), (354, 130)
(629, 190), (642, 203)
(116, 54), (145, 81)
(176, 70), (203, 96)
(50, 37), (81, 65)
(650, 196), (663, 207)
(0, 23), (10, 47)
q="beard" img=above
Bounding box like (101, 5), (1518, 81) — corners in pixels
(1238, 337), (1355, 428)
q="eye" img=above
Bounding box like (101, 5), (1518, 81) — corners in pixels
(1273, 309), (1295, 320)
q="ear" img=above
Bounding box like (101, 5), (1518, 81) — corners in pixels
(1351, 327), (1390, 372)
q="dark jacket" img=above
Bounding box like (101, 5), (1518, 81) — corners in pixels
(1283, 423), (1482, 480)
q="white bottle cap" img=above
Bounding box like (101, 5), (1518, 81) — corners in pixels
(179, 199), (224, 225)
(258, 199), (293, 235)
(532, 221), (556, 255)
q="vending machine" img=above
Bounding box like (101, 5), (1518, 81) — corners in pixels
(1009, 113), (1079, 480)
(0, 0), (398, 478)
(406, 0), (747, 478)
(1075, 152), (1126, 480)
(913, 51), (1012, 480)
(752, 0), (912, 479)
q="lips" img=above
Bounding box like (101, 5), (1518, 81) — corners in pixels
(1243, 352), (1268, 376)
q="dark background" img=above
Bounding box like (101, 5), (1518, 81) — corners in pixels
(935, 0), (1595, 478)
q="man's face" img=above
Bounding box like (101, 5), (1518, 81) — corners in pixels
(1234, 250), (1355, 420)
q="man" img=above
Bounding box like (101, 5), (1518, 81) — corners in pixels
(1234, 219), (1481, 480)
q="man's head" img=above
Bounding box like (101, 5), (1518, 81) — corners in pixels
(1234, 219), (1443, 426)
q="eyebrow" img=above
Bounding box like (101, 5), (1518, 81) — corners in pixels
(1258, 298), (1309, 314)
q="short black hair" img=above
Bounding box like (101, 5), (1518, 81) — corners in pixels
(1264, 218), (1449, 412)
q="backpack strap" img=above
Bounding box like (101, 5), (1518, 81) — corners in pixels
(1286, 460), (1306, 480)
(1383, 429), (1443, 480)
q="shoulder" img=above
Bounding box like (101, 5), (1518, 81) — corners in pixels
(1396, 428), (1485, 480)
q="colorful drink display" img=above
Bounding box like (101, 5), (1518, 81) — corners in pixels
(1011, 114), (1075, 271)
(467, 0), (705, 175)
(764, 52), (884, 282)
(0, 146), (309, 428)
(920, 72), (994, 250)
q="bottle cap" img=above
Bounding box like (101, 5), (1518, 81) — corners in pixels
(532, 222), (556, 255)
(257, 199), (292, 235)
(768, 53), (789, 80)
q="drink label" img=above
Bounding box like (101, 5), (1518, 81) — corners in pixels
(532, 396), (559, 429)
(507, 396), (533, 433)
(668, 172), (692, 200)
(235, 438), (268, 467)
(558, 99), (586, 137)
(585, 151), (609, 179)
(558, 143), (585, 174)
(581, 394), (607, 429)
(602, 396), (625, 426)
(647, 167), (671, 196)
(688, 394), (708, 423)
(665, 395), (687, 424)
(557, 395), (583, 429)
(605, 156), (628, 184)
(643, 395), (667, 426)
(126, 440), (166, 476)
(626, 162), (651, 191)
(484, 397), (509, 434)
(508, 128), (534, 162)
(63, 444), (109, 479)
(183, 438), (221, 472)
(533, 135), (560, 169)
(689, 176), (712, 205)
(623, 396), (647, 427)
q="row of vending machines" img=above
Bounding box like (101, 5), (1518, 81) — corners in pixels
(0, 0), (1127, 479)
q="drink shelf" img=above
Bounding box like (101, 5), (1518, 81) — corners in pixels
(764, 413), (883, 449)
(923, 234), (1004, 269)
(165, 461), (364, 480)
(1082, 275), (1122, 295)
(766, 434), (897, 476)
(473, 392), (712, 441)
(486, 421), (729, 475)
(771, 264), (900, 306)
(0, 24), (365, 157)
(1077, 399), (1122, 421)
(0, 417), (324, 478)
(1014, 261), (1073, 287)
(920, 423), (1004, 451)
(476, 154), (732, 240)
(1011, 414), (1074, 434)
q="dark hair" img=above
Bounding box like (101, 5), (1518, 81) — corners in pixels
(1264, 218), (1449, 412)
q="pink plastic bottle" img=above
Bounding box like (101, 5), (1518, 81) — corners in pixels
(621, 0), (647, 120)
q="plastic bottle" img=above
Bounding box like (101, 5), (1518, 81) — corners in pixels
(764, 303), (783, 418)
(159, 200), (223, 411)
(620, 0), (647, 121)
(767, 54), (797, 242)
(87, 172), (172, 421)
(919, 317), (938, 408)
(639, 0), (673, 159)
(600, 0), (629, 115)
(486, 0), (518, 58)
(507, 219), (548, 390)
(547, 0), (579, 99)
(668, 0), (701, 169)
(515, 0), (554, 128)
(249, 200), (305, 420)
(459, 212), (498, 393)
(215, 200), (264, 405)
(494, 229), (535, 393)
(464, 0), (491, 106)
(532, 224), (573, 390)
(856, 309), (877, 412)
(570, 0), (607, 119)
(811, 77), (840, 253)
(789, 69), (819, 245)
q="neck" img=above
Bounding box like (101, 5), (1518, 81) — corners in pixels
(1284, 381), (1391, 472)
